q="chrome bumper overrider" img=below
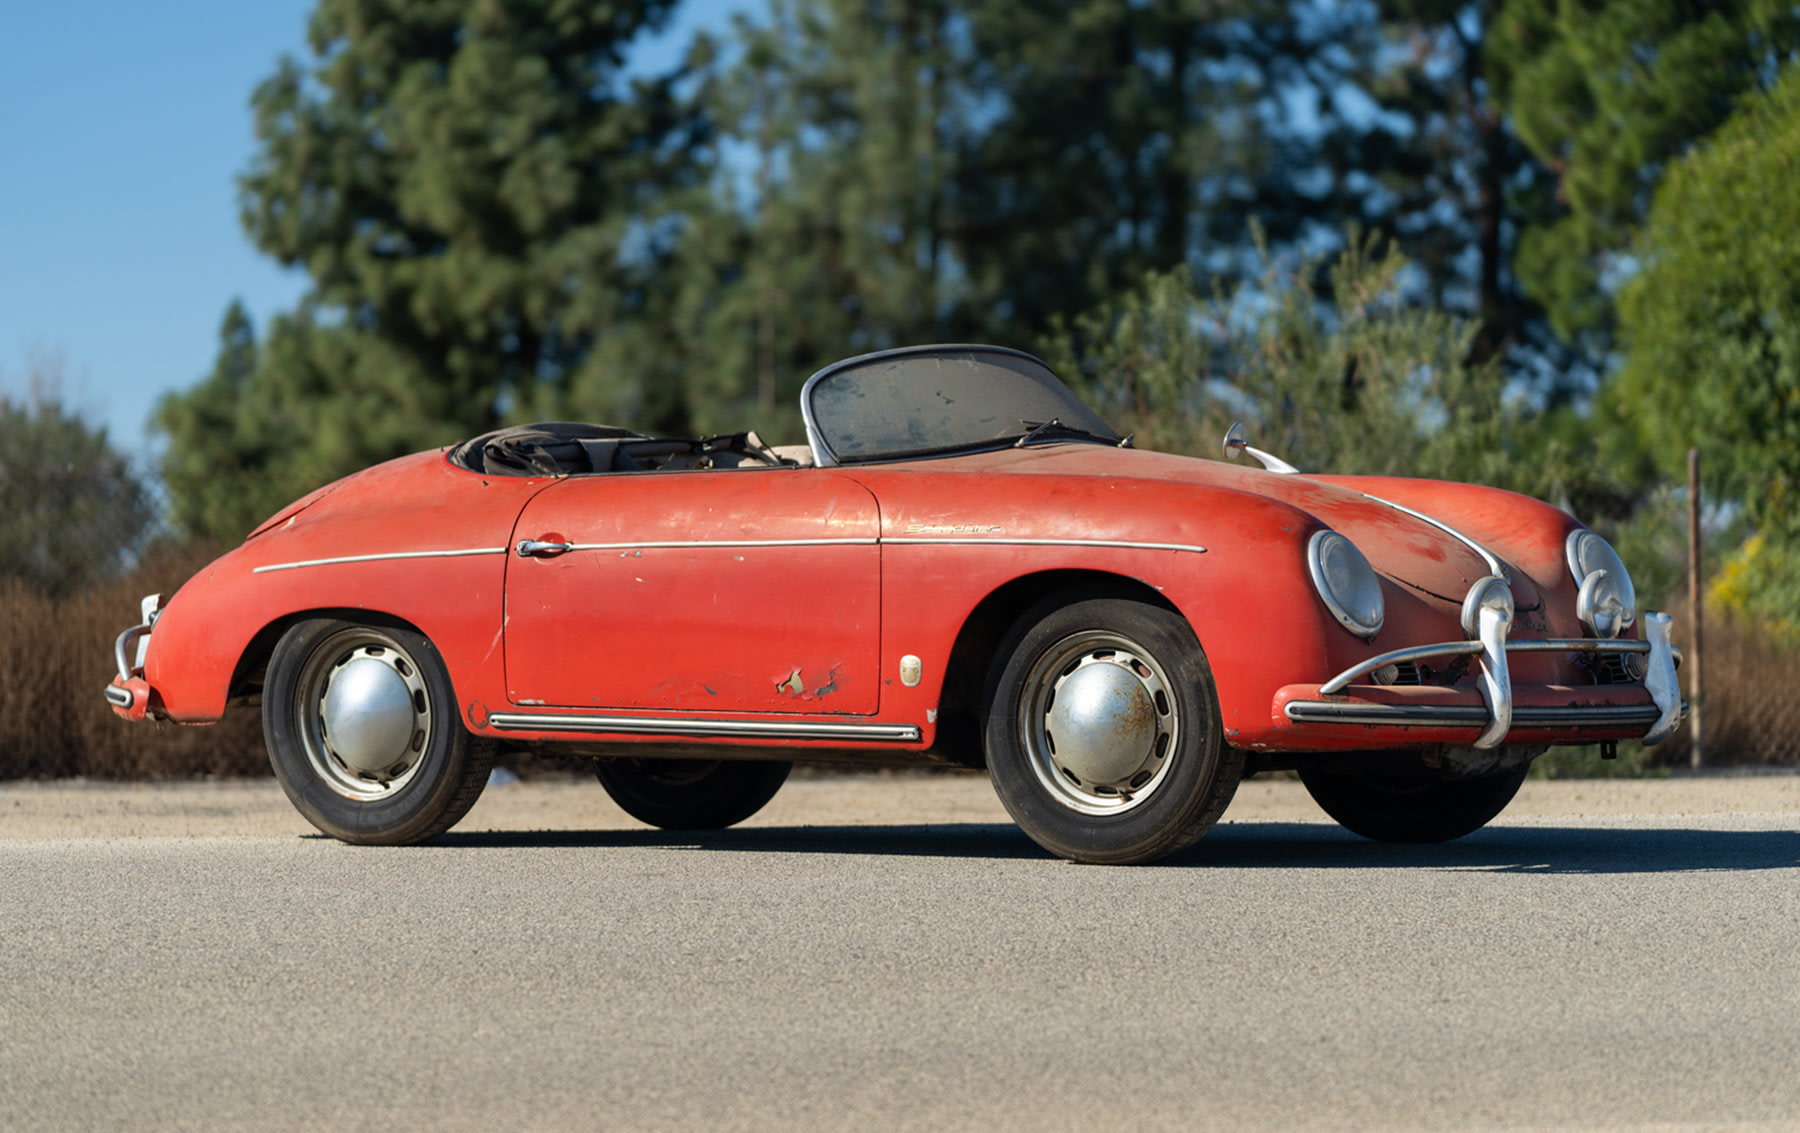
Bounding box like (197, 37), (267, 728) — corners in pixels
(114, 623), (151, 682)
(1284, 611), (1685, 749)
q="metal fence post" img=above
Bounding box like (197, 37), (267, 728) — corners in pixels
(1688, 448), (1703, 768)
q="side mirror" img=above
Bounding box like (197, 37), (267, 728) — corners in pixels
(1221, 421), (1300, 474)
(1222, 421), (1249, 462)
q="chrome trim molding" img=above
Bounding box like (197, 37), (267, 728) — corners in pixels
(567, 537), (879, 552)
(884, 537), (1206, 555)
(486, 713), (923, 743)
(1358, 493), (1505, 576)
(253, 547), (508, 574)
(1284, 701), (1663, 729)
(103, 685), (133, 708)
(114, 624), (150, 681)
(274, 535), (1208, 569)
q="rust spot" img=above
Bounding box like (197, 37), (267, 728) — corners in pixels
(814, 667), (840, 698)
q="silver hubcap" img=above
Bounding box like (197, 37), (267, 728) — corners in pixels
(1020, 631), (1179, 815)
(296, 628), (431, 800)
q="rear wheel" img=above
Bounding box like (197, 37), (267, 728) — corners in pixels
(1298, 764), (1529, 843)
(264, 618), (494, 845)
(595, 758), (792, 830)
(985, 596), (1242, 864)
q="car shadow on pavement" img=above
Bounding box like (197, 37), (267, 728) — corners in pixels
(426, 823), (1048, 859)
(421, 821), (1800, 873)
(1185, 822), (1800, 873)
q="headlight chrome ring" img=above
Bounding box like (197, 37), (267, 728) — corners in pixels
(1308, 530), (1385, 640)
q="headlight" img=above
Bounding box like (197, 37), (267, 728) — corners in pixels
(1308, 530), (1384, 639)
(1565, 530), (1636, 637)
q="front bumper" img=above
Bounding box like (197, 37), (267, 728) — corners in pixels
(103, 595), (162, 722)
(1277, 611), (1684, 749)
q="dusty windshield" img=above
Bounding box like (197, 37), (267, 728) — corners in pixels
(804, 347), (1119, 464)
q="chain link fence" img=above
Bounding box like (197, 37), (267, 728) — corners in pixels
(1657, 610), (1800, 768)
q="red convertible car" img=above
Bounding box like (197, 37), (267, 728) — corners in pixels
(107, 345), (1682, 863)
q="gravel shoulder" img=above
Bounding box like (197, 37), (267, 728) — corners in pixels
(2, 768), (1797, 839)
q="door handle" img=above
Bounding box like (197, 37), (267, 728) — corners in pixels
(516, 539), (574, 558)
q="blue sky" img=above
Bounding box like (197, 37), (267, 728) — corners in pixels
(0, 1), (743, 463)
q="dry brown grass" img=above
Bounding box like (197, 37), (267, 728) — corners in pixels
(0, 544), (266, 779)
(0, 550), (1793, 779)
(1656, 610), (1800, 767)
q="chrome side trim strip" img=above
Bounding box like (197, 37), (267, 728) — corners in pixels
(486, 713), (923, 743)
(256, 535), (1205, 573)
(1284, 701), (1663, 729)
(253, 548), (507, 573)
(1358, 493), (1504, 576)
(1319, 638), (1656, 695)
(568, 538), (879, 552)
(884, 537), (1207, 554)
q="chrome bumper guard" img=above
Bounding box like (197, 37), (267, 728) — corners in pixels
(1286, 611), (1685, 749)
(114, 623), (151, 682)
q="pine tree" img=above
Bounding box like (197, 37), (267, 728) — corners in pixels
(1488, 0), (1800, 347)
(159, 0), (706, 538)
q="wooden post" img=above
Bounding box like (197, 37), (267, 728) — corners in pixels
(1687, 448), (1703, 768)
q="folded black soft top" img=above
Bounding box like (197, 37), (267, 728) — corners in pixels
(448, 422), (794, 477)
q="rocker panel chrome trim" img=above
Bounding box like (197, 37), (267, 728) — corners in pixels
(486, 713), (923, 743)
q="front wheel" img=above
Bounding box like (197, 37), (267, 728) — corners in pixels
(264, 618), (495, 845)
(595, 758), (792, 830)
(1298, 764), (1529, 843)
(984, 596), (1243, 864)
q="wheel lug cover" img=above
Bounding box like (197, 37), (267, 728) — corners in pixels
(1045, 660), (1158, 788)
(321, 657), (416, 773)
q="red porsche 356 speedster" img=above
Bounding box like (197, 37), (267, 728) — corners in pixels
(107, 345), (1682, 863)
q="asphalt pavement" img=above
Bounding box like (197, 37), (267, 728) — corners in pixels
(2, 776), (1798, 1132)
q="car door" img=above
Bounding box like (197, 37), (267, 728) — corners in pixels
(503, 469), (882, 715)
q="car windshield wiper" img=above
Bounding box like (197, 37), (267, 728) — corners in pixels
(1013, 419), (1125, 448)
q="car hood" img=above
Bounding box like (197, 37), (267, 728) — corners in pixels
(996, 445), (1526, 608)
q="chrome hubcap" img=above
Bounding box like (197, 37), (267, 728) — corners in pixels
(297, 629), (431, 800)
(1021, 631), (1179, 815)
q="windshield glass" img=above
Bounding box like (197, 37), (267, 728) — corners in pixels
(805, 347), (1118, 463)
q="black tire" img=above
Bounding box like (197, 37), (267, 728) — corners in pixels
(984, 595), (1243, 865)
(1298, 763), (1529, 843)
(595, 758), (792, 830)
(263, 618), (495, 845)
